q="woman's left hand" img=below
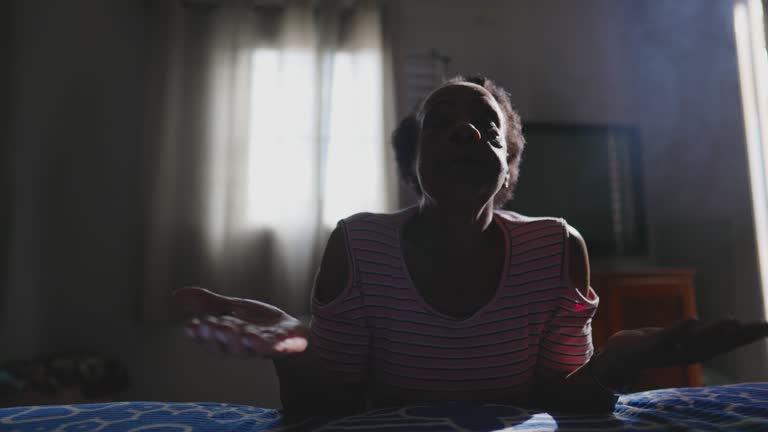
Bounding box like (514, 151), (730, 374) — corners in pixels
(593, 318), (768, 387)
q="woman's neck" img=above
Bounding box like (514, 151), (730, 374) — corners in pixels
(413, 199), (496, 252)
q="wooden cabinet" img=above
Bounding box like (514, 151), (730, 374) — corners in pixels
(591, 269), (702, 390)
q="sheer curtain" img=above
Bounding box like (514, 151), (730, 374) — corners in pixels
(141, 0), (396, 322)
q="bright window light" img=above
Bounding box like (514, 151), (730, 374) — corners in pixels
(734, 0), (768, 319)
(247, 48), (317, 228)
(246, 45), (388, 231)
(322, 50), (387, 228)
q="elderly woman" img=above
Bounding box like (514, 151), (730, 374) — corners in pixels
(175, 76), (768, 417)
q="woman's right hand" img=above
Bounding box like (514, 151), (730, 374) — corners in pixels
(173, 287), (309, 359)
(591, 317), (768, 390)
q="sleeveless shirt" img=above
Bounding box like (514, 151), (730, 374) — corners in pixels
(309, 206), (599, 406)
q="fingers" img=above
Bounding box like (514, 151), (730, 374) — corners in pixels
(241, 324), (274, 355)
(214, 317), (247, 357)
(656, 318), (768, 366)
(184, 318), (201, 339)
(175, 290), (311, 359)
(273, 336), (308, 354)
(730, 320), (768, 345)
(183, 317), (222, 355)
(579, 318), (766, 372)
(182, 315), (306, 358)
(184, 316), (248, 357)
(693, 319), (768, 361)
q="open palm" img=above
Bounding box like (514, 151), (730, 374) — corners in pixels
(174, 287), (309, 358)
(596, 318), (768, 383)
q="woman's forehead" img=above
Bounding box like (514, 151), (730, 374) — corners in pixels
(423, 82), (500, 113)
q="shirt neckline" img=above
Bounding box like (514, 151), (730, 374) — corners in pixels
(395, 206), (511, 323)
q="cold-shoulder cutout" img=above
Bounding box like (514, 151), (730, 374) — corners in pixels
(311, 224), (352, 306)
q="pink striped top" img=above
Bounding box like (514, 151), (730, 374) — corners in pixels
(309, 206), (599, 406)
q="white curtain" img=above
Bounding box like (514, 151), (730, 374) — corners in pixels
(734, 0), (768, 320)
(141, 0), (396, 322)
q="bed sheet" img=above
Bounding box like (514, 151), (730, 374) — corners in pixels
(2, 383), (767, 431)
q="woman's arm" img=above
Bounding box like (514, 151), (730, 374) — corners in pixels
(174, 225), (369, 418)
(530, 226), (619, 413)
(533, 226), (768, 413)
(274, 225), (369, 418)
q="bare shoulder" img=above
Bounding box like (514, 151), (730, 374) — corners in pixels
(566, 224), (586, 248)
(566, 224), (591, 297)
(312, 225), (351, 305)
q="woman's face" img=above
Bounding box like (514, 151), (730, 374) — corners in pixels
(416, 83), (509, 208)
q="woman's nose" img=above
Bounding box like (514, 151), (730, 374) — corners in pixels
(449, 122), (482, 145)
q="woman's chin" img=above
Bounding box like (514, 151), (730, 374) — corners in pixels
(425, 187), (498, 209)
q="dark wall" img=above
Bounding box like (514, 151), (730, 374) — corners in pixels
(1, 1), (13, 317)
(3, 0), (283, 407)
(3, 0), (147, 363)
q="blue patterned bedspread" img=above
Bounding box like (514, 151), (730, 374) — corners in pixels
(2, 383), (767, 431)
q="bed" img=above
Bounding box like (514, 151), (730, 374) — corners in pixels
(2, 383), (767, 431)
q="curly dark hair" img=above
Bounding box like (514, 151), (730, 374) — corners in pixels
(392, 75), (526, 208)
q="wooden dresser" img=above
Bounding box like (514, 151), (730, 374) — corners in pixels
(591, 268), (702, 390)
